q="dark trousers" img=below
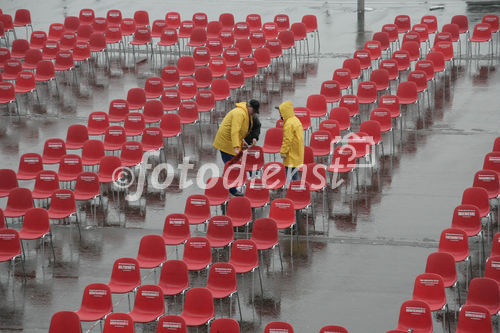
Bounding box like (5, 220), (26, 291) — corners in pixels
(285, 167), (300, 182)
(220, 150), (238, 195)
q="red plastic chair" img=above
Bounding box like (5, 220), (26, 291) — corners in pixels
(193, 46), (210, 67)
(178, 78), (197, 100)
(485, 256), (500, 286)
(184, 194), (210, 225)
(103, 126), (126, 152)
(160, 89), (180, 112)
(133, 11), (149, 28)
(157, 260), (189, 297)
(3, 59), (22, 80)
(48, 311), (81, 333)
(461, 187), (491, 219)
(141, 127), (164, 155)
(143, 77), (163, 99)
(379, 95), (401, 119)
(465, 277), (500, 316)
(226, 197), (253, 229)
(342, 58), (361, 80)
(160, 66), (179, 88)
(320, 80), (341, 104)
(483, 152), (500, 176)
(309, 130), (333, 157)
(11, 39), (29, 60)
(382, 24), (399, 44)
(408, 70), (428, 93)
(86, 112), (109, 137)
(415, 60), (435, 81)
(81, 140), (105, 166)
(372, 32), (390, 53)
(354, 49), (372, 71)
(193, 13), (208, 28)
(421, 15), (438, 34)
(0, 169), (17, 198)
(269, 198), (296, 233)
(92, 18), (108, 34)
(165, 12), (181, 29)
(75, 283), (113, 322)
(210, 318), (240, 333)
(128, 285), (164, 323)
(205, 216), (233, 249)
(356, 81), (378, 105)
(261, 128), (284, 156)
(332, 68), (352, 91)
(178, 20), (194, 39)
(206, 263), (241, 320)
(261, 162), (286, 190)
(40, 138), (66, 165)
(142, 100), (163, 125)
(329, 107), (351, 131)
(47, 189), (77, 222)
(307, 94), (328, 119)
(456, 305), (492, 333)
(251, 217), (283, 269)
(265, 321), (294, 333)
(180, 287), (214, 327)
(120, 19), (136, 37)
(394, 15), (411, 34)
(392, 50), (411, 72)
(177, 56), (195, 77)
(73, 172), (100, 203)
(98, 156), (122, 184)
(76, 24), (94, 43)
(397, 81), (418, 106)
(136, 234), (166, 270)
(370, 108), (393, 133)
(59, 32), (77, 51)
(320, 326), (348, 333)
(228, 239), (263, 295)
(250, 30), (266, 49)
(451, 204), (482, 241)
(243, 145), (265, 173)
(219, 13), (235, 32)
(182, 236), (212, 271)
(205, 38), (223, 57)
(396, 299), (433, 333)
(16, 152), (42, 180)
(105, 9), (121, 26)
(425, 252), (459, 292)
(31, 170), (59, 199)
(58, 154), (83, 182)
(0, 228), (24, 275)
(103, 313), (134, 333)
(319, 120), (341, 143)
(327, 145), (357, 174)
(107, 257), (141, 298)
(204, 21), (221, 39)
(186, 28), (207, 49)
(365, 40), (383, 61)
(370, 69), (389, 92)
(412, 273), (448, 316)
(379, 59), (399, 81)
(223, 48), (241, 68)
(126, 88), (146, 111)
(245, 178), (270, 208)
(234, 21), (250, 40)
(204, 177), (229, 208)
(473, 170), (499, 200)
(162, 213), (190, 248)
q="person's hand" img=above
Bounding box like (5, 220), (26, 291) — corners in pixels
(252, 138), (257, 146)
(281, 154), (287, 159)
(234, 147), (240, 155)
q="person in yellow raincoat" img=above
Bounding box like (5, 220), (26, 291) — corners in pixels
(276, 101), (304, 181)
(213, 99), (260, 195)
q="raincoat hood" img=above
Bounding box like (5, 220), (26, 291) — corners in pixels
(278, 101), (295, 121)
(235, 102), (248, 113)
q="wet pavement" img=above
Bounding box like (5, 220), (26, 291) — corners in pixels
(1, 0), (500, 332)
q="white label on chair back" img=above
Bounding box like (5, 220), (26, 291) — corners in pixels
(138, 29), (149, 34)
(56, 192), (71, 199)
(323, 123), (337, 129)
(340, 149), (352, 156)
(165, 30), (174, 35)
(129, 115), (142, 122)
(53, 25), (63, 31)
(253, 32), (264, 38)
(215, 267), (232, 274)
(250, 182), (264, 189)
(182, 81), (195, 87)
(382, 98), (396, 104)
(423, 18), (434, 24)
(0, 85), (10, 90)
(163, 322), (182, 329)
(269, 41), (279, 46)
(248, 16), (258, 21)
(0, 234), (15, 240)
(190, 241), (207, 248)
(478, 175), (495, 181)
(110, 320), (129, 327)
(48, 142), (63, 148)
(343, 98), (356, 104)
(236, 23), (247, 29)
(81, 175), (97, 182)
(491, 261), (500, 268)
(165, 69), (177, 74)
(118, 263), (136, 271)
(82, 11), (92, 17)
(405, 306), (425, 314)
(313, 134), (329, 141)
(24, 157), (40, 164)
(438, 35), (448, 41)
(7, 60), (18, 67)
(64, 158), (79, 164)
(489, 157), (500, 163)
(418, 278), (438, 286)
(465, 311), (486, 319)
(150, 80), (161, 85)
(60, 53), (71, 58)
(337, 71), (349, 76)
(357, 53), (369, 58)
(398, 17), (409, 21)
(141, 290), (159, 298)
(76, 44), (86, 50)
(41, 174), (56, 181)
(200, 92), (212, 98)
(63, 34), (73, 40)
(183, 103), (195, 109)
(196, 49), (208, 55)
(291, 184), (306, 191)
(478, 26), (489, 31)
(0, 50), (8, 56)
(167, 14), (178, 19)
(213, 219), (228, 226)
(385, 26), (396, 31)
(212, 59), (223, 65)
(170, 217), (186, 225)
(248, 150), (260, 158)
(109, 12), (119, 17)
(412, 73), (425, 79)
(112, 102), (127, 108)
(419, 63), (431, 68)
(407, 35), (418, 40)
(221, 32), (231, 37)
(414, 27), (425, 32)
(46, 42), (58, 49)
(237, 243), (253, 251)
(109, 130), (124, 136)
(125, 144), (140, 150)
(276, 202), (290, 209)
(374, 111), (388, 117)
(458, 209), (476, 217)
(145, 129), (160, 136)
(325, 83), (337, 88)
(165, 92), (178, 97)
(195, 14), (205, 20)
(208, 40), (221, 46)
(34, 33), (45, 38)
(395, 54), (407, 59)
(366, 43), (378, 49)
(264, 25), (274, 31)
(294, 110), (307, 116)
(362, 84), (374, 89)
(191, 198), (206, 206)
(226, 50), (238, 56)
(444, 232), (463, 241)
(382, 63), (396, 68)
(184, 23), (193, 28)
(439, 43), (451, 48)
(350, 137), (367, 143)
(276, 17), (287, 22)
(89, 289), (107, 297)
(269, 329), (288, 333)
(243, 60), (254, 66)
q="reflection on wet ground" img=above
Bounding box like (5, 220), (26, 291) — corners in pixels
(1, 1), (500, 332)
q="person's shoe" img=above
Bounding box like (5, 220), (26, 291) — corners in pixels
(230, 190), (244, 197)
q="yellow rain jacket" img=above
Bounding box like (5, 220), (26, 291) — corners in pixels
(279, 101), (304, 167)
(213, 102), (252, 155)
